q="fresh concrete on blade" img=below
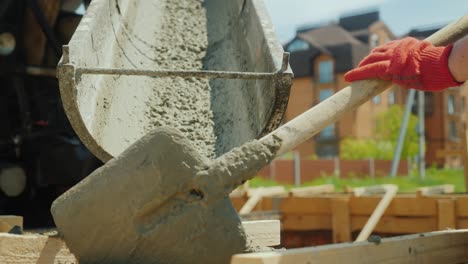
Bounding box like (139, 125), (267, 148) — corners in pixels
(52, 126), (280, 264)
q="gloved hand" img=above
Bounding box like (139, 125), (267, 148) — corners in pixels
(344, 37), (463, 91)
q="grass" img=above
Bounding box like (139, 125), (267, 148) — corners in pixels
(249, 168), (466, 193)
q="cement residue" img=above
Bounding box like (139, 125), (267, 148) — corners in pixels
(194, 136), (281, 203)
(144, 0), (216, 159)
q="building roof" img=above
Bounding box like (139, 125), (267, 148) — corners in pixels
(288, 49), (321, 77)
(286, 10), (394, 78)
(406, 26), (443, 40)
(339, 11), (379, 32)
(298, 24), (363, 47)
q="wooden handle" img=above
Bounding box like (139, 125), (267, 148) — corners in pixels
(262, 15), (468, 157)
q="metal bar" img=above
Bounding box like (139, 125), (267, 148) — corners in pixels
(75, 53), (291, 81)
(369, 158), (375, 179)
(390, 89), (416, 178)
(76, 67), (284, 80)
(418, 91), (426, 179)
(334, 157), (340, 178)
(293, 152), (301, 186)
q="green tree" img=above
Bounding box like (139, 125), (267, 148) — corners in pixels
(340, 105), (419, 160)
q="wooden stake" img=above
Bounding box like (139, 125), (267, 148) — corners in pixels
(437, 199), (456, 230)
(354, 185), (398, 242)
(240, 187), (286, 214)
(463, 123), (468, 192)
(331, 197), (351, 243)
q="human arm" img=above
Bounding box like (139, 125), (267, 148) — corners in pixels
(449, 35), (468, 82)
(344, 36), (467, 91)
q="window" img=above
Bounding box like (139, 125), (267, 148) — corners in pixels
(424, 93), (434, 115)
(319, 88), (333, 102)
(412, 93), (434, 115)
(388, 91), (395, 105)
(373, 95), (381, 104)
(287, 39), (309, 52)
(318, 60), (333, 83)
(371, 33), (379, 48)
(320, 124), (335, 139)
(449, 120), (457, 139)
(319, 88), (335, 139)
(316, 143), (338, 158)
(448, 94), (456, 115)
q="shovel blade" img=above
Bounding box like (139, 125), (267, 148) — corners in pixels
(51, 127), (246, 264)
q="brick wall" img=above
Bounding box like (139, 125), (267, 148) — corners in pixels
(257, 159), (409, 185)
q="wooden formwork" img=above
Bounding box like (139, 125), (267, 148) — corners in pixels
(231, 229), (468, 264)
(231, 187), (466, 247)
(0, 220), (281, 264)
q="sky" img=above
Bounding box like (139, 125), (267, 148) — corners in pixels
(263, 0), (468, 43)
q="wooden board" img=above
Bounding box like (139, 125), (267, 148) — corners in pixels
(240, 187), (286, 214)
(351, 216), (437, 234)
(417, 184), (454, 196)
(438, 199), (456, 230)
(282, 215), (331, 230)
(0, 215), (22, 233)
(331, 198), (351, 243)
(263, 197), (334, 214)
(289, 184), (335, 197)
(231, 230), (468, 264)
(350, 196), (437, 217)
(243, 220), (281, 247)
(0, 233), (77, 263)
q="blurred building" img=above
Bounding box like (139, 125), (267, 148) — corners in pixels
(284, 10), (466, 168)
(284, 10), (402, 158)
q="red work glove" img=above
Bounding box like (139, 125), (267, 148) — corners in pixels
(344, 37), (463, 91)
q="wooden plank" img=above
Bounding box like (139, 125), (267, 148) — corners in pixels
(245, 186), (286, 198)
(457, 219), (468, 229)
(463, 123), (468, 192)
(351, 196), (437, 216)
(231, 197), (248, 211)
(438, 199), (456, 229)
(455, 197), (468, 217)
(289, 184), (335, 197)
(242, 220), (280, 247)
(265, 197), (333, 214)
(231, 230), (468, 264)
(417, 184), (454, 196)
(351, 216), (437, 234)
(355, 185), (398, 242)
(282, 215), (331, 230)
(240, 187), (286, 214)
(352, 185), (390, 196)
(0, 233), (77, 263)
(331, 197), (351, 243)
(230, 188), (246, 198)
(0, 215), (23, 233)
